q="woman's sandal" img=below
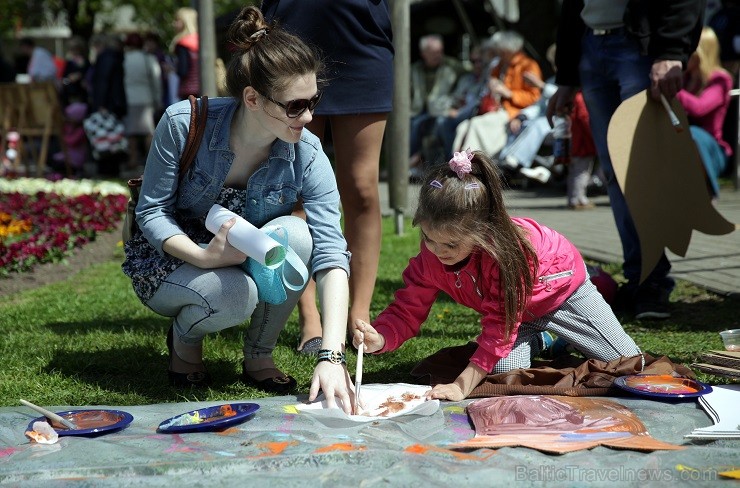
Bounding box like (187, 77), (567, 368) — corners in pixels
(241, 364), (297, 394)
(167, 325), (211, 388)
(296, 336), (322, 356)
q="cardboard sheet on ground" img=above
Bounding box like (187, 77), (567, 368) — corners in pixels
(295, 383), (439, 424)
(451, 395), (683, 454)
(607, 90), (737, 283)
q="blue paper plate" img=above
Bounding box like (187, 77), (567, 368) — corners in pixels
(157, 402), (260, 433)
(614, 374), (713, 399)
(26, 409), (134, 437)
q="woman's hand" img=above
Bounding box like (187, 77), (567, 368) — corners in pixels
(353, 319), (385, 353)
(489, 78), (512, 99)
(426, 382), (466, 402)
(546, 86), (578, 126)
(308, 361), (354, 414)
(522, 71), (544, 89)
(200, 218), (247, 268)
(508, 117), (522, 134)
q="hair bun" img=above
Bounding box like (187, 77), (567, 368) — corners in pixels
(228, 6), (271, 52)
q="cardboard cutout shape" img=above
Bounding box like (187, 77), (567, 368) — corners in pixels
(452, 395), (683, 454)
(607, 90), (737, 283)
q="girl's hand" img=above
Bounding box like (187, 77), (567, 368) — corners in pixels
(200, 218), (247, 268)
(308, 361), (354, 415)
(426, 382), (466, 402)
(353, 319), (384, 353)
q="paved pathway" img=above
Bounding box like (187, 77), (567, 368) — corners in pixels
(379, 182), (740, 296)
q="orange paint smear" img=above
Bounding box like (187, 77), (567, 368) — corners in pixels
(255, 440), (298, 456)
(315, 443), (366, 453)
(405, 443), (496, 461)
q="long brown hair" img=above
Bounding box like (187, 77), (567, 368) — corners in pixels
(413, 150), (538, 339)
(225, 6), (323, 101)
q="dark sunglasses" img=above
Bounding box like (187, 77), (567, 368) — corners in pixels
(263, 91), (323, 118)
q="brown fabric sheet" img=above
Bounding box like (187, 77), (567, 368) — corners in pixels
(409, 342), (695, 398)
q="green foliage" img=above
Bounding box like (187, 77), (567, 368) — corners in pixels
(0, 217), (736, 407)
(0, 1), (258, 45)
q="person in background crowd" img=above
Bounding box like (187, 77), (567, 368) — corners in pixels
(60, 36), (89, 107)
(0, 41), (16, 82)
(547, 0), (705, 320)
(677, 26), (733, 199)
(123, 33), (162, 177)
(497, 43), (559, 182)
(171, 7), (201, 99)
(88, 34), (127, 120)
(434, 42), (495, 161)
(262, 0), (394, 355)
(86, 34), (127, 177)
(144, 32), (174, 121)
(18, 37), (58, 83)
(409, 34), (465, 175)
(453, 30), (542, 161)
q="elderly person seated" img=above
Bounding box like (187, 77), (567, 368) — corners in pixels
(409, 34), (465, 173)
(452, 30), (542, 159)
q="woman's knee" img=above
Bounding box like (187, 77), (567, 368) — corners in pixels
(206, 269), (259, 324)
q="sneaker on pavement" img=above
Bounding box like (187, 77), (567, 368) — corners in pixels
(519, 166), (551, 184)
(634, 285), (671, 320)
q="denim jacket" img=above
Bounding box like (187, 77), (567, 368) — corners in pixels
(135, 97), (350, 277)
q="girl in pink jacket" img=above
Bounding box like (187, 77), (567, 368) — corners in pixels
(354, 150), (641, 401)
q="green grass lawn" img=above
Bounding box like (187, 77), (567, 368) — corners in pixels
(0, 217), (736, 407)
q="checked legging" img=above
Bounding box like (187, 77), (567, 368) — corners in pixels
(493, 269), (643, 374)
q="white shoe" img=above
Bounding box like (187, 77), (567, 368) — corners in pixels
(502, 156), (519, 170)
(519, 166), (551, 184)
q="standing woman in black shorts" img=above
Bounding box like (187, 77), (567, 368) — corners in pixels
(262, 0), (394, 353)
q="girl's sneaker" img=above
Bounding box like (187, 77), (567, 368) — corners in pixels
(538, 331), (572, 359)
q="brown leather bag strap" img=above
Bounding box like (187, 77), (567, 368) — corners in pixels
(178, 94), (209, 182)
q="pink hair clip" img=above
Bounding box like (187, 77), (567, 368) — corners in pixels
(449, 149), (473, 179)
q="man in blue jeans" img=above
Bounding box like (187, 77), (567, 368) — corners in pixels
(547, 0), (705, 319)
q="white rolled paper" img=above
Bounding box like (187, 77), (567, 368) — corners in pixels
(205, 204), (286, 268)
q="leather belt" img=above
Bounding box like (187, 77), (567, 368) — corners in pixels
(591, 27), (624, 35)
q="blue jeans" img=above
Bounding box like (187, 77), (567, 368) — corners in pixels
(435, 103), (478, 160)
(578, 30), (673, 290)
(499, 116), (552, 168)
(410, 112), (434, 156)
(146, 216), (313, 359)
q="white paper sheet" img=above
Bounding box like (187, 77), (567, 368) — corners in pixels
(685, 384), (740, 439)
(205, 204), (285, 267)
(295, 383), (439, 423)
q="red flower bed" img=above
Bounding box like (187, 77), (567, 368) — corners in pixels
(0, 191), (128, 276)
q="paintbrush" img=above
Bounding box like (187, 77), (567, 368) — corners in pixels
(20, 399), (78, 430)
(354, 332), (364, 415)
(660, 94), (683, 132)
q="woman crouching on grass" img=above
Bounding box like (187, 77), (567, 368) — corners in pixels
(122, 6), (354, 412)
(353, 149), (642, 401)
